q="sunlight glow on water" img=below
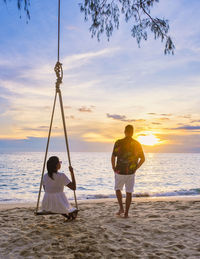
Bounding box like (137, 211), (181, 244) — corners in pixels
(0, 152), (200, 203)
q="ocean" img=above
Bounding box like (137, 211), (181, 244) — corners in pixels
(0, 152), (200, 203)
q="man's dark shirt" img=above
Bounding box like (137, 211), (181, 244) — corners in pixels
(112, 137), (144, 175)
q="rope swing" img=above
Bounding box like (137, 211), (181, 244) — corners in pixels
(35, 0), (78, 214)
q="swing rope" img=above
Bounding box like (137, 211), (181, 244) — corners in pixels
(35, 0), (78, 214)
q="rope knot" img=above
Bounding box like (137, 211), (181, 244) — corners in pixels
(54, 61), (63, 80)
(54, 61), (63, 91)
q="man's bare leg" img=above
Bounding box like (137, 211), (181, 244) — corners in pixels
(116, 190), (124, 215)
(124, 192), (132, 218)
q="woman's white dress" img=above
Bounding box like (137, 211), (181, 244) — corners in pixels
(42, 172), (75, 214)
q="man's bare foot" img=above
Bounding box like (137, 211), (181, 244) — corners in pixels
(124, 213), (129, 218)
(116, 209), (124, 216)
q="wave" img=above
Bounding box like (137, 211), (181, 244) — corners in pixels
(0, 198), (23, 203)
(153, 188), (200, 197)
(78, 188), (200, 200)
(0, 188), (199, 203)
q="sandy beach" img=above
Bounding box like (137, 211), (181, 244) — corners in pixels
(1, 197), (200, 259)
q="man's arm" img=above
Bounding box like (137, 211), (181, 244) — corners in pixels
(111, 154), (116, 172)
(111, 140), (119, 172)
(136, 152), (145, 171)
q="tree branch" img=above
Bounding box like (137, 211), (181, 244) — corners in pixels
(80, 0), (175, 54)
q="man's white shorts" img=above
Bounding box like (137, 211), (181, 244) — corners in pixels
(114, 173), (135, 193)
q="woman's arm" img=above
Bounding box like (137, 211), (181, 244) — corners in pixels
(66, 166), (76, 190)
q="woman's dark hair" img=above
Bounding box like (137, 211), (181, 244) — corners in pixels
(47, 156), (59, 180)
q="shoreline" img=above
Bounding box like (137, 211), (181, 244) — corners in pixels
(1, 195), (200, 211)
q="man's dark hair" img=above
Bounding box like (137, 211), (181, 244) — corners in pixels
(125, 125), (134, 133)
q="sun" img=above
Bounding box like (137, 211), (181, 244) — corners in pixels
(137, 134), (160, 146)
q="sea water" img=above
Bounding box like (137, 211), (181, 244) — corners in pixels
(0, 152), (200, 203)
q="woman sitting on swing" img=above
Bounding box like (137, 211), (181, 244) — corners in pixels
(42, 156), (78, 220)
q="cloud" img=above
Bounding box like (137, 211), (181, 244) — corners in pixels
(106, 114), (146, 123)
(0, 136), (113, 152)
(106, 113), (134, 122)
(190, 120), (200, 123)
(178, 115), (192, 119)
(159, 117), (170, 121)
(136, 119), (146, 122)
(172, 125), (200, 130)
(20, 126), (59, 132)
(78, 106), (94, 112)
(160, 114), (172, 116)
(147, 113), (157, 115)
(152, 122), (161, 125)
(147, 113), (172, 116)
(82, 132), (113, 143)
(0, 96), (10, 115)
(63, 48), (120, 71)
(9, 105), (51, 112)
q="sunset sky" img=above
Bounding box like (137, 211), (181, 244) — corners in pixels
(0, 0), (200, 152)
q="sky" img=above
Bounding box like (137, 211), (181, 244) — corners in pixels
(0, 0), (200, 152)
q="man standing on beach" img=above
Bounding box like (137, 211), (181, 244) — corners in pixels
(111, 125), (145, 218)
